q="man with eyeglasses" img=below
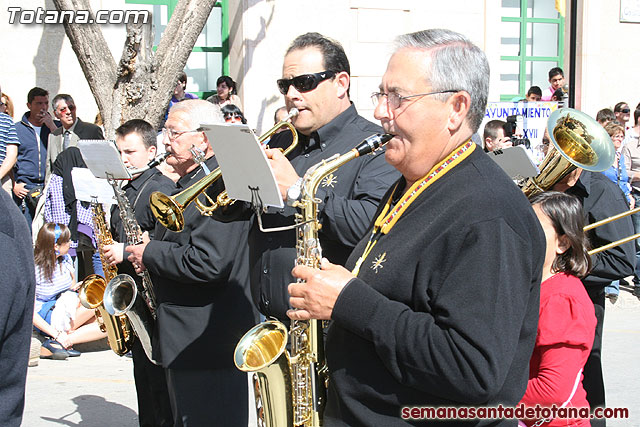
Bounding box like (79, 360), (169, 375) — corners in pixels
(45, 94), (103, 181)
(126, 99), (256, 426)
(233, 32), (399, 323)
(287, 29), (545, 425)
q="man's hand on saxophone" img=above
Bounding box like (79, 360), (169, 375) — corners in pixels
(287, 258), (354, 321)
(103, 242), (125, 266)
(126, 231), (151, 273)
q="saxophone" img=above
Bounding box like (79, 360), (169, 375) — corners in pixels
(102, 177), (159, 364)
(79, 201), (134, 356)
(233, 133), (393, 427)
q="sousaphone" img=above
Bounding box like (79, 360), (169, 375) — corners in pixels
(522, 108), (615, 197)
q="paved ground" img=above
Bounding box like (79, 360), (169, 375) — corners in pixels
(21, 287), (640, 426)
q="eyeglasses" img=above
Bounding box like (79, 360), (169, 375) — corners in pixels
(162, 127), (201, 141)
(224, 112), (243, 122)
(277, 70), (336, 95)
(371, 89), (460, 110)
(620, 108), (630, 114)
(57, 105), (76, 114)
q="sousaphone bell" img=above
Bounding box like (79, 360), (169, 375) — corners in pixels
(522, 108), (615, 197)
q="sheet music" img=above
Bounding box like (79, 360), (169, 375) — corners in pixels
(77, 139), (131, 180)
(202, 123), (284, 208)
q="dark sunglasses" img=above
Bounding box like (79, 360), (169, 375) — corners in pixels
(277, 70), (336, 95)
(620, 108), (630, 113)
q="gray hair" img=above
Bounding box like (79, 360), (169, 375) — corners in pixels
(169, 99), (223, 129)
(394, 29), (489, 133)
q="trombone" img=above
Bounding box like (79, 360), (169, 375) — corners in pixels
(585, 207), (640, 255)
(150, 108), (299, 232)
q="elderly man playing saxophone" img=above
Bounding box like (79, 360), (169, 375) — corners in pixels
(288, 29), (546, 426)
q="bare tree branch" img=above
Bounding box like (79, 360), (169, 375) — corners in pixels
(52, 0), (117, 116)
(52, 0), (216, 137)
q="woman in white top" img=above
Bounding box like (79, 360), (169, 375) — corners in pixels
(205, 75), (242, 111)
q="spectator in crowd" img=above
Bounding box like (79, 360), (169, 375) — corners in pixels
(542, 67), (565, 101)
(14, 87), (59, 230)
(206, 75), (242, 111)
(1, 92), (14, 117)
(602, 122), (633, 207)
(32, 223), (106, 359)
(601, 123), (633, 304)
(221, 103), (247, 124)
(482, 119), (510, 152)
(0, 190), (35, 427)
(625, 108), (640, 146)
(273, 105), (288, 124)
(43, 147), (101, 280)
(614, 102), (631, 130)
(551, 88), (564, 102)
(552, 166), (635, 424)
(596, 108), (616, 126)
(0, 84), (19, 195)
(621, 113), (640, 299)
(172, 71), (198, 104)
(518, 191), (596, 427)
(526, 85), (542, 102)
(45, 94), (104, 181)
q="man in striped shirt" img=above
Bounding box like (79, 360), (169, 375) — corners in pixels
(0, 84), (19, 195)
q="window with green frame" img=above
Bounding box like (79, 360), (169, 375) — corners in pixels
(499, 0), (564, 101)
(125, 0), (229, 99)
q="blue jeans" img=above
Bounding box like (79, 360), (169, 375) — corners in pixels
(92, 251), (104, 277)
(605, 280), (619, 296)
(632, 192), (640, 284)
(13, 192), (35, 233)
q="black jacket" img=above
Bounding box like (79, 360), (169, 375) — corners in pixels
(142, 157), (256, 369)
(325, 146), (545, 426)
(236, 104), (400, 319)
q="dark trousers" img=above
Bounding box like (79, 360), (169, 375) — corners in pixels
(132, 339), (173, 427)
(584, 287), (606, 427)
(165, 367), (248, 427)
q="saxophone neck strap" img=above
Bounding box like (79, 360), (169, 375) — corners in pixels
(352, 140), (474, 276)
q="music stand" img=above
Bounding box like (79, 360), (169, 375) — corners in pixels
(488, 146), (539, 181)
(76, 139), (128, 204)
(202, 123), (284, 209)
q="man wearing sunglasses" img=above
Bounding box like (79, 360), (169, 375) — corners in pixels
(44, 94), (104, 181)
(240, 32), (399, 323)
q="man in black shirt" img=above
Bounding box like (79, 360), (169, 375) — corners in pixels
(126, 100), (255, 426)
(246, 32), (399, 320)
(553, 168), (635, 425)
(288, 29), (546, 426)
(103, 119), (175, 427)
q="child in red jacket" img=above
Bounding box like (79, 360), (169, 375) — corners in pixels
(519, 191), (596, 427)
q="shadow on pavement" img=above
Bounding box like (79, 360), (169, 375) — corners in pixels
(40, 395), (137, 426)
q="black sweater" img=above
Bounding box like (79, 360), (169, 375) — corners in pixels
(325, 146), (546, 426)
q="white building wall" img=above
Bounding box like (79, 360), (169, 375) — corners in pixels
(0, 0), (136, 122)
(2, 1), (637, 132)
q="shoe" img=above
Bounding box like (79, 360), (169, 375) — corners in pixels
(40, 339), (69, 360)
(29, 337), (40, 367)
(606, 293), (618, 304)
(66, 348), (81, 357)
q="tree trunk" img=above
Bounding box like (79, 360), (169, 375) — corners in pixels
(52, 0), (216, 138)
